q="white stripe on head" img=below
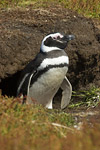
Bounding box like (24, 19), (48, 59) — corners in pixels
(43, 33), (63, 42)
(41, 33), (64, 53)
(37, 56), (69, 70)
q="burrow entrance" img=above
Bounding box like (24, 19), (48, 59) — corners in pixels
(0, 71), (21, 97)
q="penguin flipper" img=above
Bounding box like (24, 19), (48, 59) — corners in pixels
(60, 76), (72, 109)
(17, 70), (37, 97)
(17, 73), (30, 96)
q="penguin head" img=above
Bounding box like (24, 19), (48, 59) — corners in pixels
(40, 32), (75, 53)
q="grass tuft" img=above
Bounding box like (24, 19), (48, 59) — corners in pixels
(0, 88), (100, 149)
(0, 95), (74, 135)
(69, 87), (100, 108)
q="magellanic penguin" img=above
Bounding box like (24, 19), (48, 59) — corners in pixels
(17, 33), (75, 109)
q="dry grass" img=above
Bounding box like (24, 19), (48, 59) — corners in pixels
(63, 0), (100, 18)
(0, 95), (100, 150)
(0, 0), (100, 18)
(0, 124), (100, 150)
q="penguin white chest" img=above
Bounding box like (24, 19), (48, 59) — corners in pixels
(42, 66), (68, 87)
(28, 66), (68, 105)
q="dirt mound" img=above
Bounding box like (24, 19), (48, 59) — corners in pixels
(0, 6), (100, 96)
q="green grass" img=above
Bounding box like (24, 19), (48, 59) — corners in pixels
(69, 87), (100, 108)
(0, 0), (100, 18)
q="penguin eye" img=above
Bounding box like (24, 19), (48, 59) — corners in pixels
(53, 36), (61, 40)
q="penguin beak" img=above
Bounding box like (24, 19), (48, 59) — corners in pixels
(63, 35), (75, 42)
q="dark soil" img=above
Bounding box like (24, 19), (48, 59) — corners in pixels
(0, 5), (100, 97)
